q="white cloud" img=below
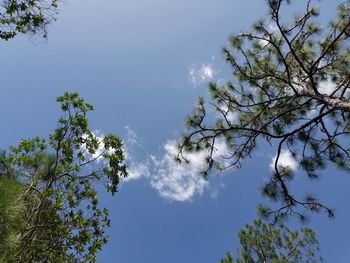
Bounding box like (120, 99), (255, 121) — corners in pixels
(150, 141), (208, 202)
(150, 140), (230, 202)
(317, 76), (350, 98)
(270, 149), (298, 172)
(188, 63), (216, 85)
(125, 162), (150, 182)
(317, 78), (337, 95)
(121, 126), (232, 202)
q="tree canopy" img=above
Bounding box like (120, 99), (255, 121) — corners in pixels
(0, 92), (127, 262)
(0, 0), (59, 40)
(178, 0), (350, 221)
(221, 220), (322, 263)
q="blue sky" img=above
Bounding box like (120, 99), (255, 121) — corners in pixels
(1, 0), (350, 262)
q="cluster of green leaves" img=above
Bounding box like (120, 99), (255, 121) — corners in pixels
(221, 220), (322, 263)
(179, 0), (350, 221)
(0, 92), (127, 262)
(0, 0), (59, 40)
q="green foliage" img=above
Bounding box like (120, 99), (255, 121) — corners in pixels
(0, 92), (127, 262)
(0, 175), (25, 261)
(221, 253), (233, 263)
(179, 0), (350, 221)
(0, 0), (59, 40)
(221, 220), (322, 263)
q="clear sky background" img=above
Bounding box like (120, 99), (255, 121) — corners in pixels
(1, 0), (350, 262)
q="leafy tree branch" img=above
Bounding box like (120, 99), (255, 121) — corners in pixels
(0, 92), (127, 262)
(178, 0), (350, 222)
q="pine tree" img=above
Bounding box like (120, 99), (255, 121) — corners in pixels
(179, 0), (350, 221)
(221, 220), (322, 263)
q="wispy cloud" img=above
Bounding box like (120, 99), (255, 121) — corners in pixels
(188, 63), (216, 86)
(150, 140), (230, 202)
(122, 126), (150, 182)
(124, 125), (143, 148)
(149, 140), (208, 202)
(270, 149), (298, 172)
(121, 127), (301, 202)
(209, 182), (226, 200)
(121, 127), (232, 201)
(125, 161), (150, 182)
